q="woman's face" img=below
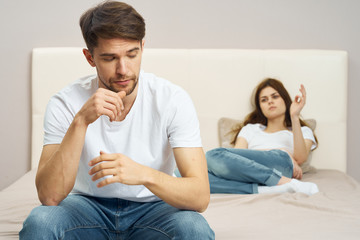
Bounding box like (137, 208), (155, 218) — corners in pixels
(259, 86), (286, 120)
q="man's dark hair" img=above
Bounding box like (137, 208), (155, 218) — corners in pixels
(80, 1), (145, 53)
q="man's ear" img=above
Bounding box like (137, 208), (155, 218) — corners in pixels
(83, 48), (96, 67)
(141, 39), (145, 52)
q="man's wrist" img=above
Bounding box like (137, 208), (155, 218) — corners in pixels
(73, 114), (89, 129)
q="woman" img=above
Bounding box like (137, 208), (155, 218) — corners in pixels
(206, 78), (319, 195)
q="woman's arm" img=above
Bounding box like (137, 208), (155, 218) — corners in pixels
(290, 85), (313, 165)
(234, 137), (248, 149)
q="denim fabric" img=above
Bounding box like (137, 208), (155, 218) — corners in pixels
(20, 194), (214, 240)
(206, 148), (293, 194)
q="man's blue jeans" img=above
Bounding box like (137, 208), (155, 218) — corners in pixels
(19, 194), (214, 239)
(206, 148), (293, 194)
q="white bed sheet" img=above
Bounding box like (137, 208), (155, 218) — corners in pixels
(1, 168), (360, 239)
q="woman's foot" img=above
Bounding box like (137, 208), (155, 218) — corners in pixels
(258, 179), (319, 195)
(288, 179), (319, 195)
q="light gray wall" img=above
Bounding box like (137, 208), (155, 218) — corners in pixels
(0, 0), (359, 190)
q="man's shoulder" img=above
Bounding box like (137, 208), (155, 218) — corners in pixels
(47, 75), (97, 111)
(141, 71), (187, 99)
(53, 75), (97, 99)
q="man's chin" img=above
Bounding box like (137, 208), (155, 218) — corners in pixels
(112, 85), (136, 96)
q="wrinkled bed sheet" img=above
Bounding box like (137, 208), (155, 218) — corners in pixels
(1, 169), (359, 239)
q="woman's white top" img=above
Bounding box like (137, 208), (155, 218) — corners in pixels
(238, 123), (317, 155)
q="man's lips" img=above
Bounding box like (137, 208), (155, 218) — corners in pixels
(114, 80), (131, 86)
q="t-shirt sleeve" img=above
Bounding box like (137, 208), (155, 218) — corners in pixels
(43, 95), (73, 145)
(237, 124), (255, 144)
(166, 89), (202, 148)
(301, 126), (317, 150)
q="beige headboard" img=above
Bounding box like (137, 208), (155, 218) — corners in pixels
(32, 48), (348, 172)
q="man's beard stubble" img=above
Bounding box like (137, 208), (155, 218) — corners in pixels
(98, 75), (138, 96)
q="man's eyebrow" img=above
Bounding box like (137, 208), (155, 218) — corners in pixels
(99, 47), (140, 57)
(128, 47), (140, 53)
(99, 53), (116, 57)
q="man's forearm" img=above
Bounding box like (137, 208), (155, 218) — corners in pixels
(36, 116), (88, 206)
(144, 169), (210, 212)
(87, 150), (211, 212)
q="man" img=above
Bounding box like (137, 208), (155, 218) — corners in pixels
(20, 1), (214, 239)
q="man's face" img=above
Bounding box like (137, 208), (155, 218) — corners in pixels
(84, 38), (144, 96)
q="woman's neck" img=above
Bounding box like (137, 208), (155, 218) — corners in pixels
(265, 117), (288, 133)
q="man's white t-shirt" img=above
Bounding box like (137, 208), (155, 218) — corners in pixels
(238, 123), (317, 155)
(43, 71), (202, 202)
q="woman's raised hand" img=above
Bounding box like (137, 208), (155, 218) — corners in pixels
(290, 84), (306, 119)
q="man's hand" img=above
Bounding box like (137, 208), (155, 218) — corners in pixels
(88, 151), (151, 187)
(77, 89), (126, 125)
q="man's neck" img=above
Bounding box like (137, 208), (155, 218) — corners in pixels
(116, 81), (139, 121)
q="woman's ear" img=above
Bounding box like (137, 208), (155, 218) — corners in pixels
(83, 48), (96, 67)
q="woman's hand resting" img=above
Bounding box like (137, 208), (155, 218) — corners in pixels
(292, 160), (303, 180)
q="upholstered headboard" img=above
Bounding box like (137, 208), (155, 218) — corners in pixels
(32, 48), (347, 172)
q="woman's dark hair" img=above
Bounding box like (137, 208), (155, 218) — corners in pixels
(231, 78), (318, 145)
(79, 1), (145, 53)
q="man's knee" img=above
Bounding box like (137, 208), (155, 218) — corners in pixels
(20, 205), (60, 239)
(174, 211), (215, 239)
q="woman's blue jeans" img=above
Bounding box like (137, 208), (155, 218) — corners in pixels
(19, 194), (214, 240)
(206, 148), (293, 194)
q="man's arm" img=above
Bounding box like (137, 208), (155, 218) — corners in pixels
(36, 89), (125, 206)
(89, 147), (210, 212)
(148, 147), (210, 212)
(36, 116), (88, 206)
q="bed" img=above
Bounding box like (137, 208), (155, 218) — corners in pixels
(1, 48), (359, 239)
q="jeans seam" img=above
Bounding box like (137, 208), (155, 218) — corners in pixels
(60, 225), (109, 240)
(131, 225), (173, 239)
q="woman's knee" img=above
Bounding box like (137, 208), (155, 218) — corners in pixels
(206, 147), (225, 159)
(206, 148), (226, 167)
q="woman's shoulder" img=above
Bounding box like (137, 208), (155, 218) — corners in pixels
(300, 125), (313, 132)
(300, 125), (314, 135)
(242, 123), (265, 132)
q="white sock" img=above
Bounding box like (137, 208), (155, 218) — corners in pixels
(258, 179), (319, 195)
(288, 179), (319, 195)
(258, 184), (295, 194)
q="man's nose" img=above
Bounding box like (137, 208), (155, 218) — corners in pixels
(116, 58), (128, 75)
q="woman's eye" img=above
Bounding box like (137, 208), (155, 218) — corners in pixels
(260, 98), (267, 103)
